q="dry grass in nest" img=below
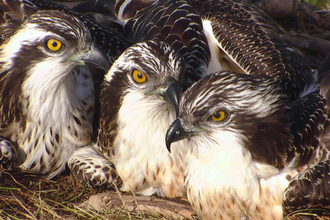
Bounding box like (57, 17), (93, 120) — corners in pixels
(0, 169), (97, 219)
(1, 169), (330, 220)
(0, 169), (194, 220)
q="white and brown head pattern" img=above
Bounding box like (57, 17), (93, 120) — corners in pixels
(0, 10), (110, 178)
(166, 71), (328, 219)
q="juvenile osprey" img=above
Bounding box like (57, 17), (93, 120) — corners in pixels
(68, 0), (210, 196)
(69, 40), (188, 197)
(0, 9), (110, 178)
(166, 71), (329, 219)
(22, 0), (131, 137)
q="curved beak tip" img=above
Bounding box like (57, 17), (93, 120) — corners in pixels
(165, 118), (190, 154)
(84, 45), (111, 73)
(165, 133), (172, 153)
(166, 142), (172, 153)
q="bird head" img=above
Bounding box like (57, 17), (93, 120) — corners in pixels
(97, 40), (185, 148)
(0, 10), (110, 80)
(0, 10), (111, 129)
(103, 40), (185, 116)
(166, 71), (291, 168)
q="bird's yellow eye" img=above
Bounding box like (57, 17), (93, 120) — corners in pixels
(132, 69), (147, 83)
(211, 110), (227, 122)
(46, 39), (62, 51)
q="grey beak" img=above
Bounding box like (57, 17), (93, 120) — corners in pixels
(163, 80), (182, 117)
(83, 44), (111, 72)
(165, 118), (191, 153)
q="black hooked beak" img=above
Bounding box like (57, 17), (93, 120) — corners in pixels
(163, 80), (182, 117)
(165, 118), (191, 153)
(82, 44), (111, 73)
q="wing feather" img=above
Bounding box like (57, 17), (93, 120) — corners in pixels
(287, 92), (329, 168)
(0, 0), (38, 45)
(186, 0), (314, 100)
(283, 158), (330, 216)
(114, 0), (210, 87)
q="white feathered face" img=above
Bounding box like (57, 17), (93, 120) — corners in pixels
(104, 40), (185, 94)
(0, 10), (110, 141)
(0, 10), (109, 90)
(98, 40), (186, 149)
(166, 71), (292, 169)
(0, 10), (111, 177)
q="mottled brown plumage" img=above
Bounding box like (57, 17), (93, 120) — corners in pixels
(68, 0), (210, 196)
(0, 7), (110, 178)
(30, 0), (131, 62)
(115, 0), (210, 87)
(283, 158), (330, 216)
(166, 70), (328, 219)
(69, 40), (188, 197)
(187, 0), (314, 100)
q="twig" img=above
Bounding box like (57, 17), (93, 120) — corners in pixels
(2, 172), (27, 189)
(131, 190), (145, 220)
(9, 190), (37, 220)
(65, 186), (86, 202)
(35, 180), (43, 218)
(298, 1), (330, 29)
(44, 197), (90, 218)
(72, 204), (106, 219)
(112, 183), (132, 220)
(290, 32), (330, 56)
(0, 187), (21, 191)
(0, 210), (23, 220)
(31, 199), (63, 219)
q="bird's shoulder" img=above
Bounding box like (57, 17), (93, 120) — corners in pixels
(187, 0), (314, 99)
(0, 68), (24, 131)
(286, 91), (329, 168)
(0, 0), (38, 45)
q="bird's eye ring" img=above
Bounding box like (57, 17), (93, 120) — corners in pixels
(210, 110), (227, 122)
(46, 39), (63, 52)
(132, 69), (147, 83)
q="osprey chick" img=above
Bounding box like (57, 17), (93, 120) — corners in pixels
(166, 71), (329, 219)
(0, 10), (110, 178)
